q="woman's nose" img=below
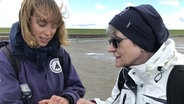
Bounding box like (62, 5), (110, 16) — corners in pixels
(44, 25), (52, 35)
(107, 45), (116, 52)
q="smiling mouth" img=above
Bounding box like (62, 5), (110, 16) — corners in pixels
(114, 55), (121, 59)
(40, 37), (50, 43)
(114, 56), (121, 62)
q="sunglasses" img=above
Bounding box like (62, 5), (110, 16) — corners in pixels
(108, 37), (127, 48)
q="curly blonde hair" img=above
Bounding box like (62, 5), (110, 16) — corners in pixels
(19, 0), (69, 48)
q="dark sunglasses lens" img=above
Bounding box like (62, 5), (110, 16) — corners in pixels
(109, 39), (118, 48)
(112, 40), (118, 48)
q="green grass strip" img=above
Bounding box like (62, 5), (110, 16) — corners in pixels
(0, 28), (184, 36)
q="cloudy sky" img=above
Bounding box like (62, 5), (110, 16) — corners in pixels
(0, 0), (184, 29)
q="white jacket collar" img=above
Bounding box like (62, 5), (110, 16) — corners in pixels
(128, 39), (183, 85)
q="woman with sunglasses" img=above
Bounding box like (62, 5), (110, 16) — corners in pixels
(0, 0), (85, 104)
(77, 4), (184, 104)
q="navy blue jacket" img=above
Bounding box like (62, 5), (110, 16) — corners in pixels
(0, 22), (85, 104)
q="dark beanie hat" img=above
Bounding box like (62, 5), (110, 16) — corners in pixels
(109, 4), (169, 52)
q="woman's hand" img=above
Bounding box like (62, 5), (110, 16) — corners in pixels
(77, 98), (96, 104)
(39, 95), (69, 104)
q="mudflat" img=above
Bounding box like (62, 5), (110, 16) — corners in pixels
(64, 36), (184, 100)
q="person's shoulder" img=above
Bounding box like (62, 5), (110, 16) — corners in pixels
(57, 46), (70, 57)
(175, 65), (184, 70)
(0, 40), (10, 59)
(59, 46), (70, 53)
(173, 65), (184, 72)
(169, 65), (184, 82)
(167, 65), (184, 104)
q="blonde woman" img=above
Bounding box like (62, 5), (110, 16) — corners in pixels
(0, 0), (85, 104)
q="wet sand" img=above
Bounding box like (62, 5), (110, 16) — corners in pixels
(64, 36), (184, 100)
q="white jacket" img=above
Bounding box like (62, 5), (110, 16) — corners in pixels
(93, 39), (184, 104)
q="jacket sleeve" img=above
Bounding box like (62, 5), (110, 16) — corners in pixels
(0, 51), (23, 104)
(59, 48), (85, 104)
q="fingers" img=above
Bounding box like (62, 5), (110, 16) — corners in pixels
(77, 98), (95, 104)
(38, 99), (49, 104)
(39, 96), (93, 104)
(39, 95), (68, 104)
(77, 98), (84, 104)
(51, 95), (69, 104)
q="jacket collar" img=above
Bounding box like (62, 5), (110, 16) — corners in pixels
(9, 22), (60, 64)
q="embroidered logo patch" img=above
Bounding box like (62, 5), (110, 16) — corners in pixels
(49, 58), (62, 73)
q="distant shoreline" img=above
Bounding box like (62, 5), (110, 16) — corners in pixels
(0, 33), (183, 41)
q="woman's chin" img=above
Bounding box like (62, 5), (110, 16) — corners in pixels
(115, 62), (123, 68)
